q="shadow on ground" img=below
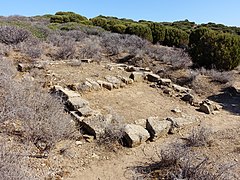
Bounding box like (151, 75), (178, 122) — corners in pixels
(208, 87), (240, 115)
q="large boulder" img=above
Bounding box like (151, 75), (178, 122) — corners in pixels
(123, 124), (150, 147)
(146, 117), (171, 140)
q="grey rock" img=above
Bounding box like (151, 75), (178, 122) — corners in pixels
(129, 72), (144, 82)
(172, 84), (191, 93)
(97, 80), (113, 90)
(181, 94), (194, 104)
(146, 73), (160, 82)
(17, 63), (31, 72)
(125, 66), (140, 72)
(123, 124), (150, 148)
(199, 102), (213, 114)
(146, 117), (171, 140)
(86, 78), (101, 91)
(166, 117), (197, 133)
(66, 97), (89, 111)
(104, 75), (121, 89)
(117, 76), (134, 85)
(80, 114), (105, 138)
(159, 78), (172, 86)
(52, 85), (81, 101)
(78, 106), (94, 117)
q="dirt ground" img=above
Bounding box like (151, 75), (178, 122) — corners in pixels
(38, 61), (240, 180)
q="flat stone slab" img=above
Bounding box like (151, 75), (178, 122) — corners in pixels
(52, 85), (81, 100)
(78, 106), (94, 117)
(66, 97), (89, 111)
(123, 124), (150, 148)
(146, 117), (171, 140)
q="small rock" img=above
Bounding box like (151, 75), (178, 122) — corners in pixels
(146, 73), (160, 82)
(117, 76), (134, 85)
(78, 106), (94, 117)
(158, 78), (172, 86)
(125, 66), (140, 72)
(199, 103), (212, 114)
(86, 78), (101, 91)
(166, 117), (197, 133)
(66, 97), (89, 111)
(105, 76), (121, 88)
(129, 72), (144, 82)
(123, 124), (150, 148)
(146, 117), (171, 140)
(97, 80), (113, 90)
(134, 119), (147, 128)
(52, 85), (81, 100)
(83, 135), (94, 142)
(181, 94), (194, 104)
(172, 84), (191, 93)
(17, 63), (31, 72)
(81, 59), (92, 63)
(75, 141), (83, 146)
(171, 108), (182, 113)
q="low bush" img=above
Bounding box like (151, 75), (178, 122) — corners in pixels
(55, 39), (76, 60)
(0, 59), (75, 151)
(133, 142), (237, 180)
(79, 36), (102, 60)
(0, 25), (31, 45)
(0, 143), (39, 180)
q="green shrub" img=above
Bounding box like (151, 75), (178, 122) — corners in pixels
(111, 24), (127, 34)
(91, 17), (108, 29)
(126, 23), (153, 42)
(149, 23), (166, 44)
(189, 27), (240, 70)
(163, 27), (189, 47)
(50, 15), (70, 23)
(50, 12), (87, 24)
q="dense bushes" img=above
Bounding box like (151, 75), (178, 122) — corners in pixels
(163, 27), (189, 48)
(50, 11), (88, 24)
(189, 27), (240, 70)
(125, 23), (153, 42)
